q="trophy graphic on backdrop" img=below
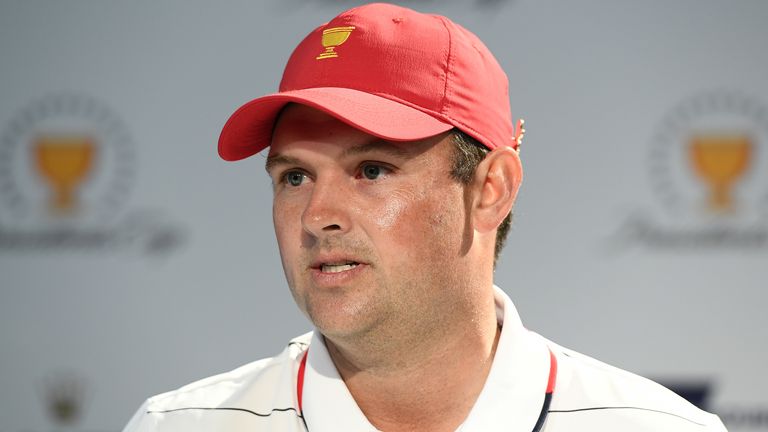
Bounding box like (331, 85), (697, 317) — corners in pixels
(316, 26), (356, 60)
(34, 134), (96, 215)
(689, 133), (752, 213)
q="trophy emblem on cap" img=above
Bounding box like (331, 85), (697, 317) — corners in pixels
(316, 26), (356, 60)
(689, 133), (752, 212)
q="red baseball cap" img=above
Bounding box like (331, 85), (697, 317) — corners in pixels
(218, 2), (521, 161)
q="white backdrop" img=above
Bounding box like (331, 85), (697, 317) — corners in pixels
(0, 1), (766, 431)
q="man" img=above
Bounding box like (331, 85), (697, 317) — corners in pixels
(124, 3), (726, 431)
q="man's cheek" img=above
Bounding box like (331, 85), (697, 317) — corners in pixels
(370, 196), (410, 230)
(366, 184), (431, 229)
(274, 200), (302, 238)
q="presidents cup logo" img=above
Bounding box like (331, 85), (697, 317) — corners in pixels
(688, 133), (752, 213)
(0, 93), (184, 255)
(34, 134), (97, 216)
(316, 26), (356, 60)
(610, 91), (768, 250)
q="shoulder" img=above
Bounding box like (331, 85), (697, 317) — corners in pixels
(541, 336), (727, 431)
(121, 333), (311, 432)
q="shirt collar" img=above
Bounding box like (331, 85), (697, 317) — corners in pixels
(457, 286), (551, 431)
(302, 286), (551, 432)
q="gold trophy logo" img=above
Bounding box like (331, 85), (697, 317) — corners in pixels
(689, 133), (752, 212)
(34, 134), (96, 215)
(316, 26), (356, 60)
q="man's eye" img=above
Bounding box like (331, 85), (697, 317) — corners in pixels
(360, 164), (386, 180)
(283, 171), (307, 186)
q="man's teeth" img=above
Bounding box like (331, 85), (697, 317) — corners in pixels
(321, 263), (359, 273)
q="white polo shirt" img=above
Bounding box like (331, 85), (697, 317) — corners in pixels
(122, 287), (727, 431)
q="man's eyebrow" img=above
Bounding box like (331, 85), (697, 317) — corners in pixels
(266, 140), (410, 173)
(265, 154), (301, 174)
(341, 140), (410, 158)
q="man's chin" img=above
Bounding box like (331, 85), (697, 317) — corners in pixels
(294, 283), (384, 339)
(309, 314), (372, 340)
(305, 304), (381, 343)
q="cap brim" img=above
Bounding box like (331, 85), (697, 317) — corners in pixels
(218, 87), (454, 161)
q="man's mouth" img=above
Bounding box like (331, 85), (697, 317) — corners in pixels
(320, 262), (360, 273)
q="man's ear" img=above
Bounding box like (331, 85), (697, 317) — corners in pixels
(471, 147), (523, 234)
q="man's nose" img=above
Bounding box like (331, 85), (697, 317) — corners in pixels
(301, 177), (352, 237)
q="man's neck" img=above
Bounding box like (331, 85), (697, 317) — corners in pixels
(323, 289), (501, 432)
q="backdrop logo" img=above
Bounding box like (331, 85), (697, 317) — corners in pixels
(0, 93), (184, 255)
(610, 91), (768, 250)
(34, 134), (96, 216)
(688, 133), (752, 214)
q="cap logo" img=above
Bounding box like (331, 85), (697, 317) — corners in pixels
(316, 26), (356, 60)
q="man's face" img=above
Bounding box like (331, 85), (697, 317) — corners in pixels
(267, 104), (472, 342)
